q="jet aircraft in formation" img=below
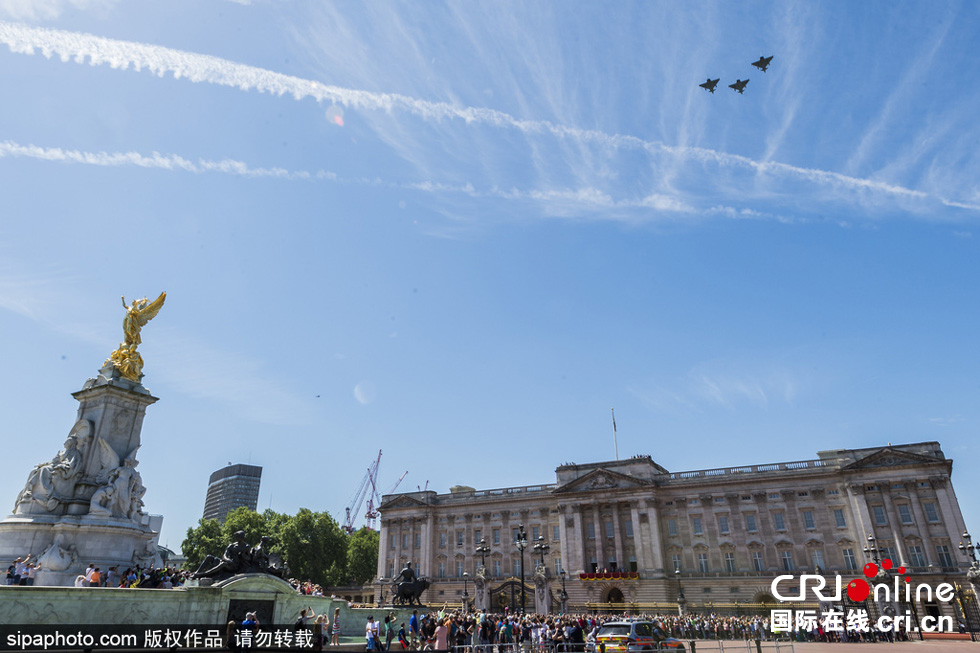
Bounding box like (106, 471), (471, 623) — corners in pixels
(751, 55), (774, 72)
(729, 79), (749, 94)
(699, 55), (772, 95)
(699, 78), (720, 93)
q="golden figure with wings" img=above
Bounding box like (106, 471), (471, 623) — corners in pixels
(105, 292), (166, 382)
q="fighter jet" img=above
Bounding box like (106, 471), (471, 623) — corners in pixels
(729, 79), (749, 94)
(751, 56), (774, 72)
(699, 78), (720, 93)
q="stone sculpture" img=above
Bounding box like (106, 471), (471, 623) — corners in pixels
(14, 422), (90, 514)
(36, 534), (77, 572)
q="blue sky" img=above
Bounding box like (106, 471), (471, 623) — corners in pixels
(0, 1), (977, 553)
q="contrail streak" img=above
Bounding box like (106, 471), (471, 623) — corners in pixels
(0, 140), (311, 178)
(0, 20), (975, 212)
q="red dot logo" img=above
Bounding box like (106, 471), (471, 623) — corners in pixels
(897, 566), (906, 574)
(863, 563), (879, 578)
(847, 579), (870, 602)
(905, 576), (911, 583)
(882, 558), (893, 570)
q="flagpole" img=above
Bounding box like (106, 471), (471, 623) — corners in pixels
(611, 408), (619, 460)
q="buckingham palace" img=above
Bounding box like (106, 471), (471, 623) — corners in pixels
(377, 441), (974, 619)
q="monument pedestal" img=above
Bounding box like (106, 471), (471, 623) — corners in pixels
(0, 365), (162, 585)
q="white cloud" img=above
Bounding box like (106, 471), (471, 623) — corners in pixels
(0, 0), (116, 22)
(1, 21), (976, 217)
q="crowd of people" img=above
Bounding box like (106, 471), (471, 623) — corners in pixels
(5, 553), (191, 589)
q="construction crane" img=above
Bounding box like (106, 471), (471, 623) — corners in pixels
(343, 450), (382, 534)
(365, 470), (408, 530)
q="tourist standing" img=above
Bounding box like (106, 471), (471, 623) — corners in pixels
(331, 607), (342, 646)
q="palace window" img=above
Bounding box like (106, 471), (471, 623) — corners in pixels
(833, 509), (847, 528)
(924, 502), (940, 523)
(719, 516), (729, 534)
(672, 554), (682, 571)
(842, 548), (857, 570)
(698, 552), (709, 572)
(898, 505), (914, 525)
(752, 551), (764, 572)
(781, 551), (794, 571)
(773, 512), (785, 531)
(667, 518), (678, 536)
(936, 545), (953, 567)
(692, 517), (703, 535)
(872, 506), (887, 526)
(625, 520), (634, 538)
(811, 550), (825, 570)
(553, 525), (560, 541)
(440, 532), (447, 547)
(745, 514), (757, 533)
(802, 510), (815, 530)
(587, 523), (595, 539)
(908, 545), (926, 567)
(493, 529), (500, 545)
(604, 521), (614, 538)
(724, 552), (736, 572)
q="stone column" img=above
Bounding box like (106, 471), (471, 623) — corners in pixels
(421, 513), (435, 577)
(848, 484), (874, 544)
(571, 505), (585, 574)
(591, 504), (602, 569)
(907, 483), (936, 563)
(933, 478), (968, 547)
(645, 500), (666, 574)
(630, 501), (648, 571)
(880, 489), (907, 566)
(377, 519), (390, 580)
(611, 503), (624, 571)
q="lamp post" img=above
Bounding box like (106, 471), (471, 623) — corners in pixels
(476, 538), (491, 569)
(377, 577), (386, 607)
(515, 524), (528, 614)
(864, 534), (882, 565)
(533, 536), (550, 568)
(462, 571), (470, 611)
(675, 568), (686, 615)
(960, 531), (978, 565)
(558, 569), (568, 615)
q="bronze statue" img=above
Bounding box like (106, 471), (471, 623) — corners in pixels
(391, 562), (428, 606)
(193, 532), (287, 580)
(105, 292), (166, 382)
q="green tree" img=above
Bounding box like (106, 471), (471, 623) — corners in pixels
(346, 527), (380, 585)
(222, 506), (271, 545)
(181, 518), (223, 570)
(279, 508), (347, 587)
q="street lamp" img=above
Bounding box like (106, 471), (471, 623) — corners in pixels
(533, 536), (550, 568)
(377, 577), (386, 607)
(558, 569), (568, 614)
(960, 531), (978, 565)
(462, 571), (470, 611)
(675, 568), (686, 615)
(864, 534), (882, 564)
(476, 538), (491, 568)
(515, 524), (528, 614)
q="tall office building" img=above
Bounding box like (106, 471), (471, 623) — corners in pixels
(203, 463), (262, 523)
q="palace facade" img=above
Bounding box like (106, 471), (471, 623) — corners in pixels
(377, 442), (973, 618)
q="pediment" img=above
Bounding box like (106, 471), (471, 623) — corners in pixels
(379, 495), (428, 511)
(843, 447), (941, 471)
(553, 468), (651, 494)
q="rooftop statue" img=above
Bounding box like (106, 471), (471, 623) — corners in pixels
(105, 292), (166, 382)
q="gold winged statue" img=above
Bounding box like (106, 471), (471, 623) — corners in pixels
(105, 292), (166, 382)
